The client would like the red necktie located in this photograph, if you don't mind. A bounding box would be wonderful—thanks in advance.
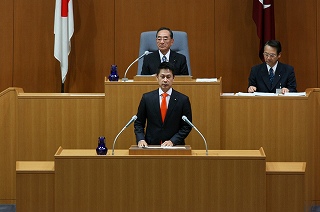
[160,93,168,122]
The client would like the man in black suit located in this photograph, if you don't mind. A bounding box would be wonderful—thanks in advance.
[141,27,189,75]
[134,62,192,147]
[248,40,297,93]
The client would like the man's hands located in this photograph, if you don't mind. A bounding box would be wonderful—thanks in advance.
[248,86,257,93]
[138,140,174,147]
[248,86,290,94]
[138,140,148,148]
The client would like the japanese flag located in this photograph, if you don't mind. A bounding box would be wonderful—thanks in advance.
[54,0,74,83]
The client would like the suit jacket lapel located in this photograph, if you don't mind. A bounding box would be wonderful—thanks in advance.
[169,51,177,63]
[151,90,162,123]
[260,65,271,90]
[272,62,283,90]
[165,90,178,123]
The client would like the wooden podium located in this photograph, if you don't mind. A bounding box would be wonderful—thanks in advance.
[54,146,266,212]
[104,77,222,151]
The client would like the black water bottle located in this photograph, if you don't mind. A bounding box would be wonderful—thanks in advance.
[96,136,108,155]
[108,65,119,81]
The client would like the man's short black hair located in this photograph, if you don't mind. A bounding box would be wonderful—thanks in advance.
[157,62,175,76]
[264,40,282,54]
[156,27,173,39]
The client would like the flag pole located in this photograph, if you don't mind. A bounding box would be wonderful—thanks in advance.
[61,82,65,93]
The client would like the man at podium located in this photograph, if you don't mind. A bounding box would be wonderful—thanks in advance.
[134,62,192,147]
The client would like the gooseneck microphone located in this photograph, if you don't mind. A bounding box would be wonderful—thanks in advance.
[122,51,151,82]
[112,115,137,155]
[182,115,208,155]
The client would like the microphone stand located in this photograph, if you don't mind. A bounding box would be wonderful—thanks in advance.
[182,116,208,155]
[122,51,150,82]
[112,126,126,155]
[112,115,137,155]
[193,126,208,156]
[122,58,139,82]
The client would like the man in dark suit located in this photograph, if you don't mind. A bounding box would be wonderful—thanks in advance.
[141,27,189,75]
[248,40,297,93]
[134,62,192,147]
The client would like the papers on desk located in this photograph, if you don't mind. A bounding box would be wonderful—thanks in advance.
[142,146,187,149]
[235,92,307,97]
[235,92,255,96]
[220,93,235,96]
[196,78,217,82]
[283,92,306,96]
[254,92,278,96]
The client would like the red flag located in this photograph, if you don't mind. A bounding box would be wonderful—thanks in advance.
[252,0,275,61]
[54,0,74,83]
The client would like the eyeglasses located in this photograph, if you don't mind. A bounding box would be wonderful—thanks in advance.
[157,36,170,42]
[263,52,277,58]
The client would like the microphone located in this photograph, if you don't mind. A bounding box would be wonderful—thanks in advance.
[112,115,137,155]
[122,51,151,82]
[182,115,208,155]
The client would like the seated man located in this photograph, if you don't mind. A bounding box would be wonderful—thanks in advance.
[141,27,189,75]
[248,40,297,93]
[134,62,192,147]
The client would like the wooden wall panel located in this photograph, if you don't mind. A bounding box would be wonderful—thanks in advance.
[318,0,320,92]
[0,0,13,92]
[114,0,215,80]
[2,0,319,93]
[13,0,115,93]
[275,0,317,92]
[215,0,260,93]
[13,0,59,92]
[67,0,115,93]
[17,93,105,160]
[215,0,318,93]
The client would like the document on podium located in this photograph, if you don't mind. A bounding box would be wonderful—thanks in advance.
[235,92,256,96]
[283,92,306,96]
[196,78,217,82]
[235,92,306,97]
[142,146,187,149]
[253,92,278,96]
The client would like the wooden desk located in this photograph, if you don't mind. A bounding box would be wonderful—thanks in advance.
[1,86,319,205]
[221,93,312,161]
[0,88,21,203]
[221,88,320,203]
[266,162,306,212]
[16,161,55,212]
[104,78,222,151]
[55,147,266,212]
